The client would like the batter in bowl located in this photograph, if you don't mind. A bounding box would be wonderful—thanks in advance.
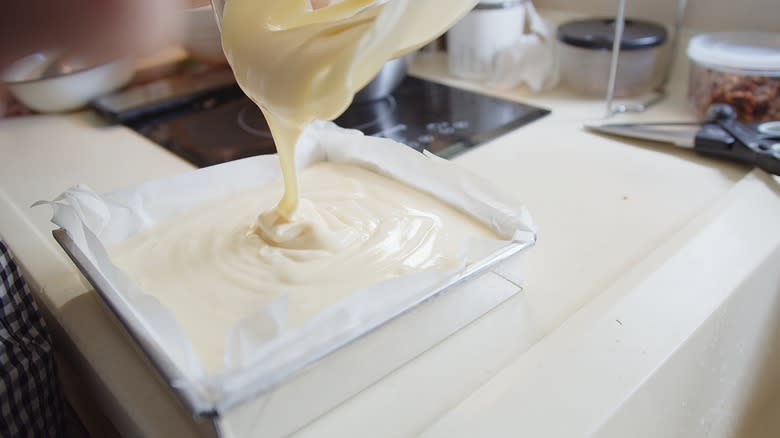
[220,0,477,220]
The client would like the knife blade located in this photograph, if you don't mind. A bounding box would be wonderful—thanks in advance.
[584,122,701,148]
[585,119,780,175]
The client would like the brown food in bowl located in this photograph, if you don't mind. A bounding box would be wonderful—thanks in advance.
[689,67,780,122]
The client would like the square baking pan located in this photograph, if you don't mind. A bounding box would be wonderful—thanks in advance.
[48,122,535,436]
[54,228,532,437]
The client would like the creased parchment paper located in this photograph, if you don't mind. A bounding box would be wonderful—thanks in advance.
[41,121,535,411]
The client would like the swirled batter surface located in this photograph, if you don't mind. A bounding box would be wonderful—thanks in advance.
[109,163,496,371]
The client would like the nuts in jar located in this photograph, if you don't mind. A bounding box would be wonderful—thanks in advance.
[689,65,780,122]
[687,32,780,123]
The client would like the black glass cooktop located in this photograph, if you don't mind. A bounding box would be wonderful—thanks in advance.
[127,76,549,168]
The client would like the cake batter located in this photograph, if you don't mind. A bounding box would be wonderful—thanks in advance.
[109,163,497,371]
[110,0,484,371]
[220,0,477,220]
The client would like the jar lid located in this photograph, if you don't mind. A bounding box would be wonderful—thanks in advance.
[556,18,667,51]
[687,32,780,73]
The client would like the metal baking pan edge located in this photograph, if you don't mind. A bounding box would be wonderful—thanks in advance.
[53,228,534,417]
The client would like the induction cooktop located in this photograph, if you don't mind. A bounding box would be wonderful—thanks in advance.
[111,71,549,168]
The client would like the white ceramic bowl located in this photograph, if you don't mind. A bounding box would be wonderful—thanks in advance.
[2,52,134,113]
[180,6,227,64]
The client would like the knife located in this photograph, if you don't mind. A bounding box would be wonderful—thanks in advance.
[585,119,780,176]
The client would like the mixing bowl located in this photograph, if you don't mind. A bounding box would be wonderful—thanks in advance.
[2,52,134,113]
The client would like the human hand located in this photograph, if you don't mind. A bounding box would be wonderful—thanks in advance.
[1,0,185,70]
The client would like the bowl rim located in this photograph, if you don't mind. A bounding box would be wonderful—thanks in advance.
[2,51,131,86]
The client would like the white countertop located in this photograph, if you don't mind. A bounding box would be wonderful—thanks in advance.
[2,42,780,437]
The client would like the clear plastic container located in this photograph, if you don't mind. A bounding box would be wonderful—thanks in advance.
[556,18,667,97]
[687,32,780,123]
[447,0,527,81]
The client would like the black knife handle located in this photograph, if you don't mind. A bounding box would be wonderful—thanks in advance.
[754,146,780,176]
[694,123,747,161]
[695,122,780,176]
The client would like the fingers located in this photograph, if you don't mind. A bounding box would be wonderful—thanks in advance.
[311,0,332,10]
